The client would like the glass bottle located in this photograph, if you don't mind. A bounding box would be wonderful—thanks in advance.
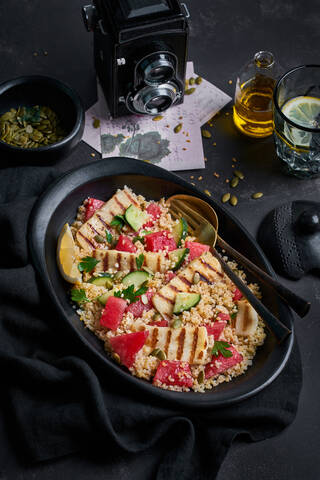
[233,51,281,138]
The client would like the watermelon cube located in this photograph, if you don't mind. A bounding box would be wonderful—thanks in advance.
[100,296,127,330]
[144,231,176,252]
[233,288,243,301]
[115,235,137,253]
[85,198,104,221]
[153,360,193,388]
[149,319,168,327]
[165,271,176,283]
[205,320,227,340]
[125,289,154,318]
[185,241,210,261]
[205,346,243,379]
[143,203,162,227]
[109,331,149,369]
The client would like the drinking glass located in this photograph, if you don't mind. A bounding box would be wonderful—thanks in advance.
[273,65,320,178]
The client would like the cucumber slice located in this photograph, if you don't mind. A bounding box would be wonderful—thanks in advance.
[173,292,201,314]
[98,289,116,306]
[169,248,189,271]
[89,274,114,289]
[172,217,188,246]
[125,204,149,232]
[122,271,149,289]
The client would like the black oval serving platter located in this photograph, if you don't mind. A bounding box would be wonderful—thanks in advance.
[28,158,294,408]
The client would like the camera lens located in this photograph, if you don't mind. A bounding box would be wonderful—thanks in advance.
[129,82,180,115]
[146,95,172,112]
[139,53,175,85]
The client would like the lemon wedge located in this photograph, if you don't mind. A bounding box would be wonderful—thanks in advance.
[57,223,82,283]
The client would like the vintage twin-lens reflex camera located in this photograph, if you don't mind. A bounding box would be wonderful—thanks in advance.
[82,0,190,117]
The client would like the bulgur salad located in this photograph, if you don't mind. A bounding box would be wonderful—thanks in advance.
[57,186,266,393]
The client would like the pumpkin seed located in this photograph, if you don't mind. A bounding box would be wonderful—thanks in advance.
[193,272,200,284]
[230,177,239,188]
[202,129,212,138]
[174,123,183,133]
[234,169,245,180]
[113,353,121,363]
[189,77,195,85]
[150,348,166,360]
[197,370,205,384]
[185,88,195,95]
[222,193,231,203]
[93,118,100,128]
[252,192,263,199]
[172,318,182,329]
[152,115,163,121]
[195,76,202,85]
[185,79,189,89]
[0,105,65,149]
[230,195,238,206]
[152,312,162,322]
[94,234,105,243]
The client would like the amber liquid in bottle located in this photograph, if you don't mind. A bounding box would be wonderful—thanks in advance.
[233,74,275,138]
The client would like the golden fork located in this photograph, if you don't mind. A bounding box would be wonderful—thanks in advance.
[167,195,292,343]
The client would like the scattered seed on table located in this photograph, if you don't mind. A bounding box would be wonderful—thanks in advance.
[204,157,207,162]
[198,176,203,180]
[232,157,237,162]
[195,76,202,85]
[189,77,195,85]
[222,193,231,203]
[202,129,212,138]
[225,179,230,183]
[228,80,233,84]
[213,142,217,146]
[230,195,238,206]
[91,153,95,157]
[230,177,239,188]
[93,118,100,128]
[225,112,230,116]
[174,123,182,133]
[179,116,183,120]
[185,87,195,95]
[182,147,187,150]
[252,192,264,199]
[232,164,235,168]
[204,189,211,196]
[209,122,213,127]
[234,169,244,179]
[190,175,194,179]
[213,172,220,178]
[191,182,195,186]
[186,139,191,143]
[152,115,163,121]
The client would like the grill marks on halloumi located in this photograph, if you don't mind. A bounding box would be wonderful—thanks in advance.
[145,326,208,365]
[92,249,168,273]
[152,251,223,317]
[76,189,140,251]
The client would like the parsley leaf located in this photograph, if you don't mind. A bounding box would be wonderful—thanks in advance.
[105,229,113,244]
[114,282,148,304]
[136,253,144,270]
[133,236,144,244]
[110,214,126,232]
[211,341,233,358]
[78,256,100,273]
[71,288,89,304]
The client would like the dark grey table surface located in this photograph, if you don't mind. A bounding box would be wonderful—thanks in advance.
[1,0,319,478]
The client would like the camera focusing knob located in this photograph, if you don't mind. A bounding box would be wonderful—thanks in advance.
[82,5,97,32]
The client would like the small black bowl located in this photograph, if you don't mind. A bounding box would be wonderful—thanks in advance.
[0,75,85,165]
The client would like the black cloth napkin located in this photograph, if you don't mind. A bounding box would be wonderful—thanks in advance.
[0,163,302,480]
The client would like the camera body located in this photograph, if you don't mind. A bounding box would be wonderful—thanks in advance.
[82,0,189,117]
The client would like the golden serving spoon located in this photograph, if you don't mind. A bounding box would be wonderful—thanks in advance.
[167,194,310,318]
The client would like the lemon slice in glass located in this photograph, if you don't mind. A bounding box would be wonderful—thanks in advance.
[57,223,82,283]
[282,96,320,147]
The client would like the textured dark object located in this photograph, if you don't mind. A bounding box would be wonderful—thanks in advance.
[28,157,294,408]
[258,201,320,280]
[0,75,84,165]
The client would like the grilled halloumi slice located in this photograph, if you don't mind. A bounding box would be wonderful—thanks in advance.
[76,188,140,251]
[145,326,209,365]
[91,249,168,273]
[152,251,223,317]
[235,299,258,335]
